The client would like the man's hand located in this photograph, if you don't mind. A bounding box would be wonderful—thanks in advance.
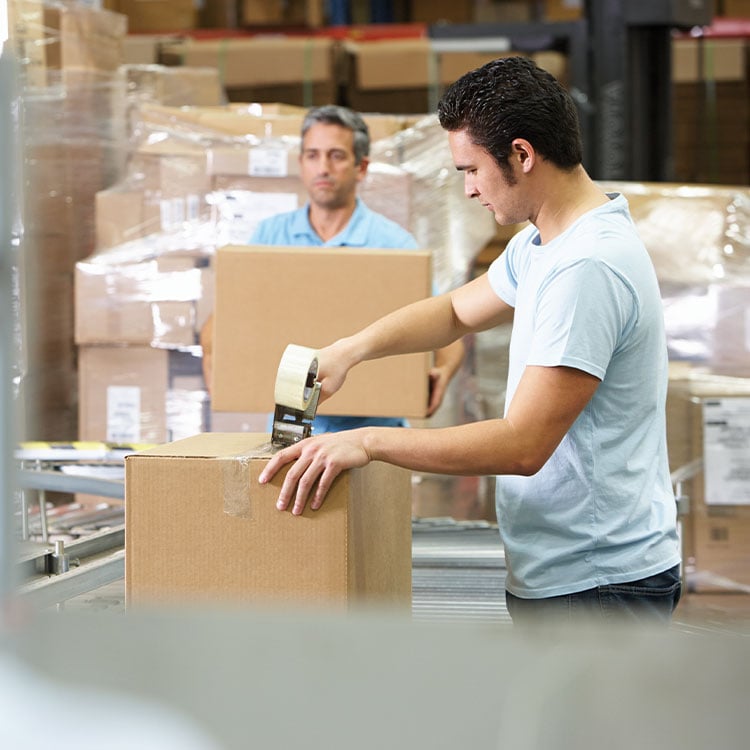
[259,430,372,515]
[426,338,465,416]
[426,364,451,416]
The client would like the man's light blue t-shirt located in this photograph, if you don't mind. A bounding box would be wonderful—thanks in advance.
[487,193,681,598]
[252,198,418,434]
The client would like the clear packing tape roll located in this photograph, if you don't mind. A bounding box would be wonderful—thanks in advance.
[274,344,320,411]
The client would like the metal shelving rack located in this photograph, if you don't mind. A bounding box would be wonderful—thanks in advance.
[428,0,715,182]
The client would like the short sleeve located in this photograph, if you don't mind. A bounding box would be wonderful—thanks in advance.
[529,258,637,379]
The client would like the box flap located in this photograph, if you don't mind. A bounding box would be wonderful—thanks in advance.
[129,431,272,458]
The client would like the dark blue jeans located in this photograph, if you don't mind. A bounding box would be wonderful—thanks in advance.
[505,565,682,626]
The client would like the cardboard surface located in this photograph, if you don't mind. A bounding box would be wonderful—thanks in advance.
[666,368,750,592]
[159,36,334,88]
[211,244,432,416]
[79,345,170,444]
[125,432,412,609]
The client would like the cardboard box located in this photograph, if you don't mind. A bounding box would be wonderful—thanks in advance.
[720,0,750,15]
[240,0,324,26]
[78,344,171,444]
[94,187,161,249]
[474,0,533,23]
[78,343,268,446]
[692,513,750,592]
[211,244,432,416]
[343,41,568,114]
[412,0,474,23]
[124,432,412,609]
[543,0,583,21]
[75,251,207,347]
[123,64,226,108]
[159,36,335,89]
[10,2,128,84]
[114,0,196,33]
[666,369,750,592]
[122,34,163,65]
[672,38,748,83]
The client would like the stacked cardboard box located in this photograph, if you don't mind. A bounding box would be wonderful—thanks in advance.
[599,181,750,376]
[240,0,324,26]
[76,104,494,444]
[667,368,750,593]
[342,40,568,115]
[102,0,196,33]
[158,36,337,106]
[11,1,129,440]
[672,37,750,186]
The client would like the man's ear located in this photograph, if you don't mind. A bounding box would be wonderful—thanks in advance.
[511,139,535,174]
[356,156,370,180]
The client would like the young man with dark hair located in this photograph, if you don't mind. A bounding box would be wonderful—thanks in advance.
[260,58,681,626]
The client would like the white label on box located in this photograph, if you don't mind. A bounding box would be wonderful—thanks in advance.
[106,386,141,443]
[703,397,750,505]
[186,193,202,222]
[211,190,298,243]
[249,148,288,177]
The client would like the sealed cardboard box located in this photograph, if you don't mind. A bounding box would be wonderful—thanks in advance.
[159,36,334,90]
[667,368,750,592]
[114,0,196,33]
[79,344,171,444]
[210,244,432,416]
[10,1,127,86]
[75,251,205,347]
[125,432,412,609]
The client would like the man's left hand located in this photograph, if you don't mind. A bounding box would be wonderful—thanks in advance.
[259,431,371,515]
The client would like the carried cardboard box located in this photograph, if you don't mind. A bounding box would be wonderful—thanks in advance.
[125,432,412,610]
[210,244,432,417]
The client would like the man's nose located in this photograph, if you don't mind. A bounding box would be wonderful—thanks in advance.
[464,174,479,198]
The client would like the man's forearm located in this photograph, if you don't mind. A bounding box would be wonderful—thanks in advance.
[434,338,465,379]
[338,294,465,366]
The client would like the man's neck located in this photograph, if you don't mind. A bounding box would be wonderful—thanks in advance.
[531,167,610,245]
[308,201,357,242]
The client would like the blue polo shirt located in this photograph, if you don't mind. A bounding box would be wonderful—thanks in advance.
[252,198,418,250]
[251,199,419,434]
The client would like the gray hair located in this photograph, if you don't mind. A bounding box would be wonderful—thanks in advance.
[301,105,370,165]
